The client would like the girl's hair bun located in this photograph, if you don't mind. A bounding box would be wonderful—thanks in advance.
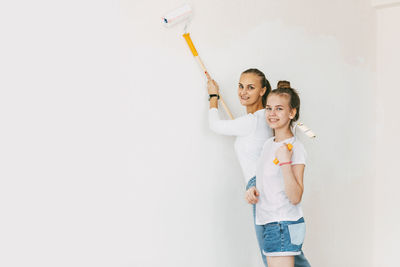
[277,80,291,89]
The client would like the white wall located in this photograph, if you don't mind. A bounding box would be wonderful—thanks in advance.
[373,1,400,266]
[0,1,378,266]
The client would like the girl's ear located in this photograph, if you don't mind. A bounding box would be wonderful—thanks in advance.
[289,108,297,119]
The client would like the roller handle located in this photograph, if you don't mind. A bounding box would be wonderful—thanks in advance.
[218,98,233,120]
[183,33,234,120]
[273,143,293,165]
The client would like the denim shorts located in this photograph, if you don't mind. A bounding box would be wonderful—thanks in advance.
[246,177,310,266]
[262,217,306,256]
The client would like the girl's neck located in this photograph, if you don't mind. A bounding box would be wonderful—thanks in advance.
[246,101,264,114]
[274,126,294,142]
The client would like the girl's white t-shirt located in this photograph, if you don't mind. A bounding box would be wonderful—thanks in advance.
[255,136,307,225]
[208,108,273,184]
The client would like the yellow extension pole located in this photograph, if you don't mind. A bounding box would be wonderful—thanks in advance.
[182,33,234,120]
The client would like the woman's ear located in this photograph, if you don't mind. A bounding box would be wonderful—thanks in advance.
[260,86,267,96]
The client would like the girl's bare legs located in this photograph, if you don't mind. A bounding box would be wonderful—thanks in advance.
[267,256,294,267]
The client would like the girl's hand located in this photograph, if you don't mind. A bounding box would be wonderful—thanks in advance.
[275,143,293,163]
[245,186,259,204]
[207,79,219,95]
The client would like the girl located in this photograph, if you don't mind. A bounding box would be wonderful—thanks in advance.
[252,81,307,267]
[207,72,310,267]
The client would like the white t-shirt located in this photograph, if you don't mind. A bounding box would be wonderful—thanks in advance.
[255,136,306,225]
[208,108,273,184]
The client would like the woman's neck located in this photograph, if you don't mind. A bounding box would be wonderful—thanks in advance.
[246,102,264,114]
[274,126,294,142]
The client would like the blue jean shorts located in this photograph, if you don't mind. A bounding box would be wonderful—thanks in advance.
[262,217,306,257]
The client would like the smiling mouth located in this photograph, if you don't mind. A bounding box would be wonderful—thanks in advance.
[241,96,249,100]
[268,118,279,123]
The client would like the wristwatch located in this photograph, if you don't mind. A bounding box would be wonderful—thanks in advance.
[209,94,220,101]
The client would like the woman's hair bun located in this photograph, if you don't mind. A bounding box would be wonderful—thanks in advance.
[277,80,291,89]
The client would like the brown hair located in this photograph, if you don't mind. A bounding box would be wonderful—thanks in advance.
[242,68,271,107]
[269,80,301,125]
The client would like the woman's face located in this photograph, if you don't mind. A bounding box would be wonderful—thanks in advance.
[238,73,266,106]
[265,93,296,130]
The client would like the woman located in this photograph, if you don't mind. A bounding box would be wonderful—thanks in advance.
[207,69,311,267]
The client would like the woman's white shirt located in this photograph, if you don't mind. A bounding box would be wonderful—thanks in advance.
[255,136,307,225]
[208,108,273,184]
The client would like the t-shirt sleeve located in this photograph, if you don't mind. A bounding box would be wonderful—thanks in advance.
[208,108,256,136]
[291,142,307,165]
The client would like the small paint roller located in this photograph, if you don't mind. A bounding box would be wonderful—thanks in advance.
[162,4,234,120]
[295,122,316,138]
[273,122,316,164]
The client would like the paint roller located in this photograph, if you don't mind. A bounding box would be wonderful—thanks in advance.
[295,122,316,138]
[162,4,234,120]
[272,122,316,165]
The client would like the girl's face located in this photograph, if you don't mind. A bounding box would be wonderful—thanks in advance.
[238,73,266,106]
[265,93,296,130]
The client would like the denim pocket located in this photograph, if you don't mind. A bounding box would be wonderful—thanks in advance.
[288,222,306,246]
